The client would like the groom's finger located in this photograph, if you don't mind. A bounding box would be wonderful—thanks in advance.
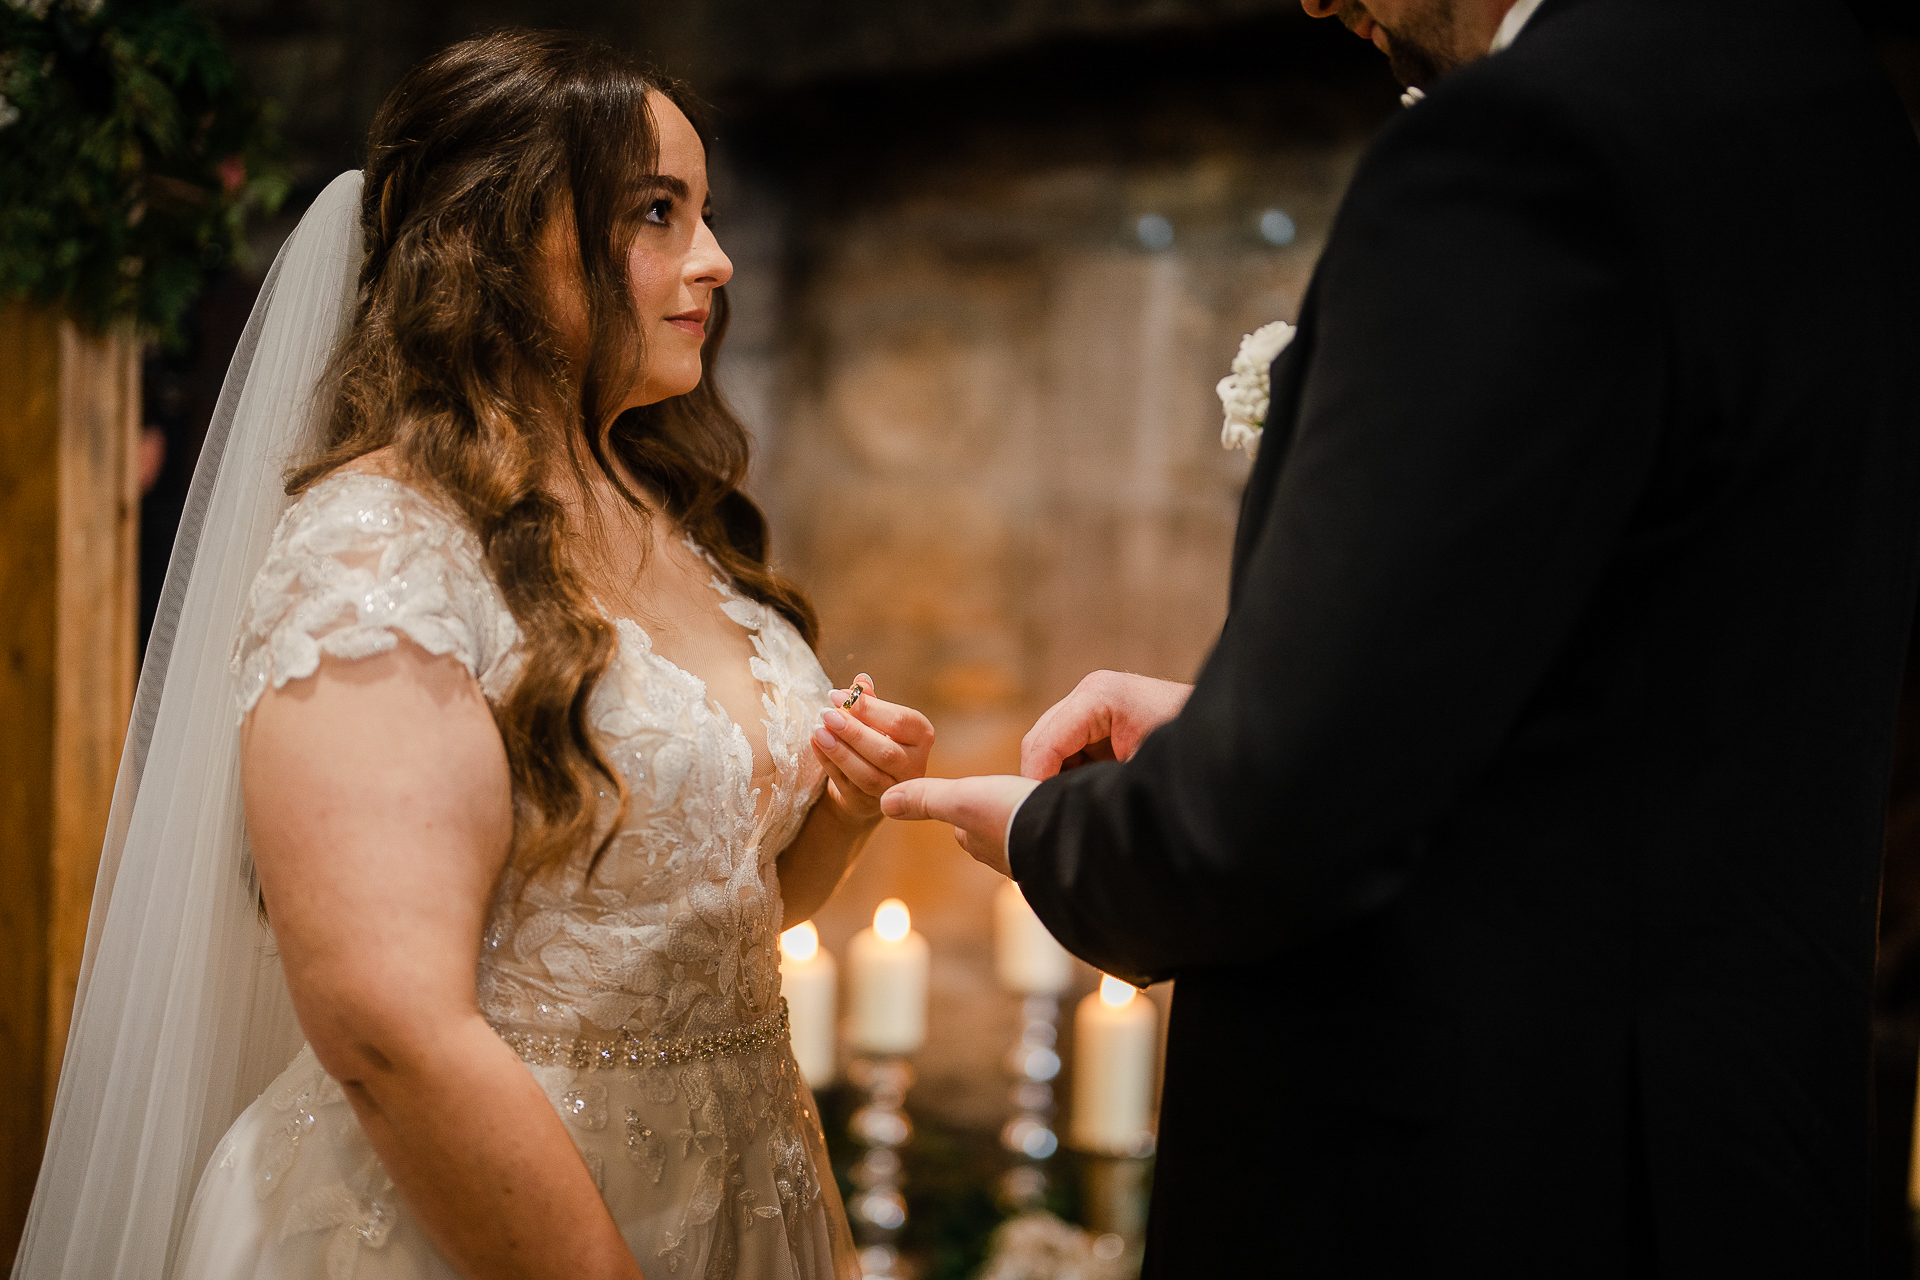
[1021,691,1105,780]
[885,776,1036,877]
[882,774,1038,829]
[881,775,1014,831]
[1061,740,1118,771]
[880,776,963,823]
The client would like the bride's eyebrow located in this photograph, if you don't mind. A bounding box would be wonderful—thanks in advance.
[638,176,692,201]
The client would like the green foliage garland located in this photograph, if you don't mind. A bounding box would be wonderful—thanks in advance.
[0,0,289,345]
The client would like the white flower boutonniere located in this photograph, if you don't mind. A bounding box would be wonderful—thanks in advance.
[1215,320,1296,460]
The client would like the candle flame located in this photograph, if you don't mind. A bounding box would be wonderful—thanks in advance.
[1099,974,1137,1008]
[780,921,819,963]
[874,898,911,943]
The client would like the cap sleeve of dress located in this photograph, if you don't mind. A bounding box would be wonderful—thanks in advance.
[230,471,524,717]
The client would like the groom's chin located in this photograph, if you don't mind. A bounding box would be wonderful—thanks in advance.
[1385,35,1452,93]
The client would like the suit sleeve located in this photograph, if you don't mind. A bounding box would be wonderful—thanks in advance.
[1010,83,1667,985]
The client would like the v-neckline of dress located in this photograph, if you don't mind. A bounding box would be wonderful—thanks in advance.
[596,537,768,728]
[595,544,795,840]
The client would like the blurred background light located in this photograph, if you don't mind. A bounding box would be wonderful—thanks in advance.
[1258,207,1298,247]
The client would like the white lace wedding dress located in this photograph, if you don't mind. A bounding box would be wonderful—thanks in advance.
[173,471,860,1280]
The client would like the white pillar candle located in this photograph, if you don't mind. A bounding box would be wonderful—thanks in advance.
[848,898,929,1056]
[780,922,838,1088]
[994,880,1074,996]
[1070,974,1159,1155]
[1909,1064,1920,1213]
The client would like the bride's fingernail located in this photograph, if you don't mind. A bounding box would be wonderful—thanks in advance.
[823,709,847,731]
[812,727,835,748]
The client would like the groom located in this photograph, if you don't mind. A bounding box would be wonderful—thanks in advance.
[884,0,1920,1273]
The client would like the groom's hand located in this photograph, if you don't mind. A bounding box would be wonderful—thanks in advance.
[1020,670,1194,780]
[881,775,1039,877]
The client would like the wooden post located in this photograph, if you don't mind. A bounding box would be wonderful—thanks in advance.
[0,303,140,1262]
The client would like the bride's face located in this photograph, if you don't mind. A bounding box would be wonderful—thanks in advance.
[622,93,732,409]
[542,92,733,413]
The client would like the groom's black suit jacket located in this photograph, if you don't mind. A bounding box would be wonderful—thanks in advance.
[1009,0,1920,1273]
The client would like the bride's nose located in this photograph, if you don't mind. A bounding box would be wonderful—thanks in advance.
[688,219,733,290]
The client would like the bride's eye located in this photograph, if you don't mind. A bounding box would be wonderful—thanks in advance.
[644,197,673,226]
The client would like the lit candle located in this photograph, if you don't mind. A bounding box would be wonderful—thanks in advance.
[1909,1066,1920,1214]
[1069,975,1158,1155]
[994,880,1073,996]
[780,922,837,1088]
[848,898,929,1056]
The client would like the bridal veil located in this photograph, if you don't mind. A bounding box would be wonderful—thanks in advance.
[14,171,365,1280]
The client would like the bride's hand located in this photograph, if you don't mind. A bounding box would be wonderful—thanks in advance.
[811,673,935,823]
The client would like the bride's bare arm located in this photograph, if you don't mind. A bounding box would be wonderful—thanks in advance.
[777,675,934,926]
[242,642,646,1280]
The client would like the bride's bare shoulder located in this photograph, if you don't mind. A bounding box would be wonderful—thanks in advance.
[296,446,466,532]
[306,446,443,507]
[328,444,409,482]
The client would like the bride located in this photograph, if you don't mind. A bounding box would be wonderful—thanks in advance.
[15,29,931,1280]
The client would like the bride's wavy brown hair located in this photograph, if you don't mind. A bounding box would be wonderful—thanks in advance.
[290,29,818,873]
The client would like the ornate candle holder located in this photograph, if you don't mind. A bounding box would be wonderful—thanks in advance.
[997,995,1064,1210]
[1077,1146,1153,1268]
[847,1055,914,1279]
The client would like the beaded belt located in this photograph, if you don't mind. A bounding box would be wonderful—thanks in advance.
[496,999,790,1071]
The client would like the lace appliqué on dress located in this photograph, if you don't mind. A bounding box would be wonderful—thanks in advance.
[230,471,523,717]
[249,1048,400,1280]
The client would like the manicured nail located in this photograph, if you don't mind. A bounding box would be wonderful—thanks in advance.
[823,709,847,732]
[812,727,835,749]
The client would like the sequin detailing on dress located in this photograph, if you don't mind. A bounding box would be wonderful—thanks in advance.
[501,1001,792,1070]
[231,473,522,715]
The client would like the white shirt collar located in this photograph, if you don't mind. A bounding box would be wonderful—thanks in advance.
[1403,0,1549,105]
[1490,0,1548,53]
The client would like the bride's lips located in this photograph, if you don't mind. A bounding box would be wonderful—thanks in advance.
[666,309,708,340]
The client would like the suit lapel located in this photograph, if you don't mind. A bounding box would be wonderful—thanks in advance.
[1229,279,1319,609]
[1224,0,1584,613]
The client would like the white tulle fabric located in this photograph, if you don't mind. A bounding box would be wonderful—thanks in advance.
[13,172,365,1280]
[175,472,855,1279]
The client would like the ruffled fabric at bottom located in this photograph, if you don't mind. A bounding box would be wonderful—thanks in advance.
[175,1043,859,1280]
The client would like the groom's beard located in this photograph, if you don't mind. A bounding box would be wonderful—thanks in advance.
[1343,0,1472,92]
[1384,26,1453,91]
